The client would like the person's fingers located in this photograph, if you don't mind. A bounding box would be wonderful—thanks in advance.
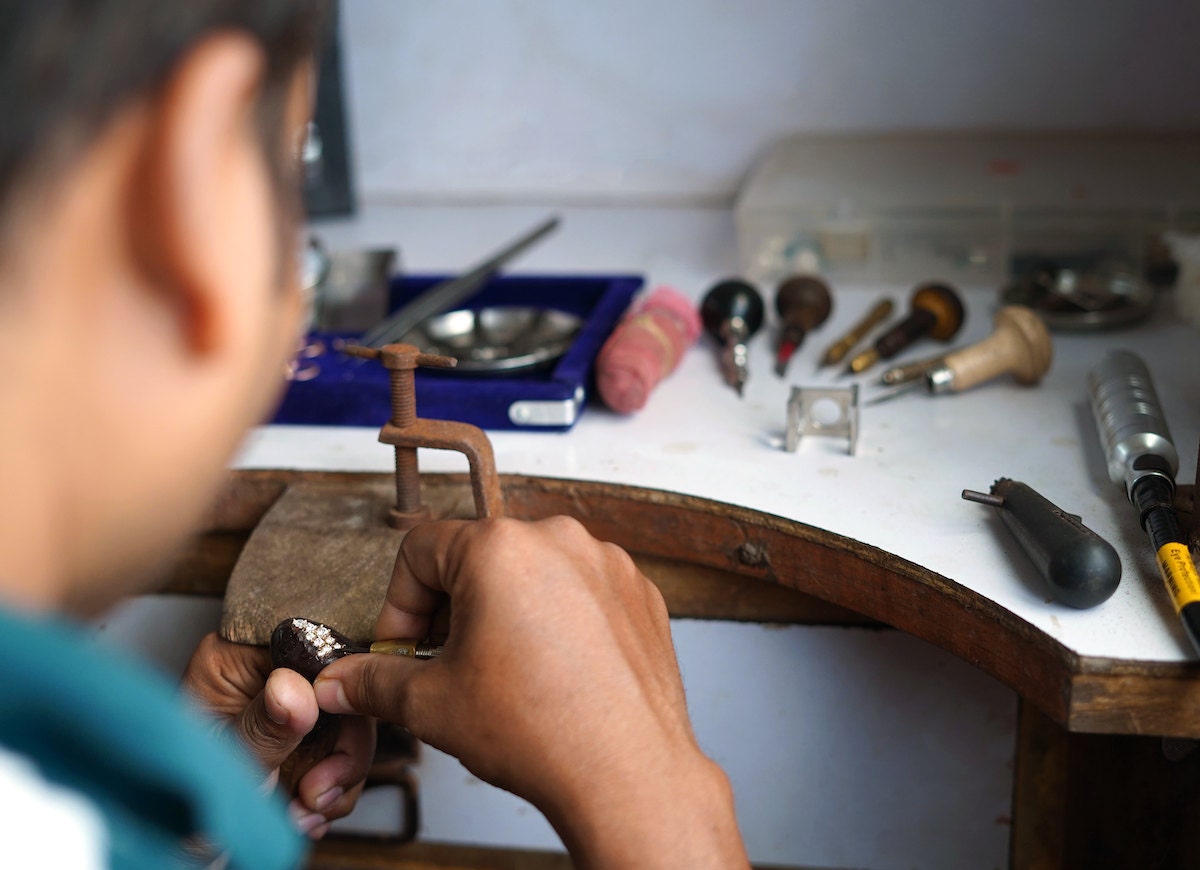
[181,632,271,716]
[288,799,329,840]
[232,667,319,772]
[375,527,451,640]
[313,651,437,736]
[378,517,573,639]
[295,715,376,821]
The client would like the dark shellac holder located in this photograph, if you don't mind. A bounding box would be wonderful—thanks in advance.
[269,617,365,682]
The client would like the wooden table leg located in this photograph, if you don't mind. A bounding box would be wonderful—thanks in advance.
[1011,699,1200,868]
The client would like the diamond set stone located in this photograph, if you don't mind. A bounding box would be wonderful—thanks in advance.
[292,617,346,659]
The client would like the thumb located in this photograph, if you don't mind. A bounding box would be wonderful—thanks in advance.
[314,653,434,732]
[234,668,320,772]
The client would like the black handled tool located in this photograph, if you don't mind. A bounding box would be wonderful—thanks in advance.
[700,278,765,397]
[962,479,1121,608]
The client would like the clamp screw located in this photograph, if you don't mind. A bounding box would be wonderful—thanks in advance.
[340,343,456,528]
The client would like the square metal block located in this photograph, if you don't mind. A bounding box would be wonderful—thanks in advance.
[785,385,859,455]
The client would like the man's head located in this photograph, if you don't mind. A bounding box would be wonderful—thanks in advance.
[0,1,330,614]
[0,2,329,251]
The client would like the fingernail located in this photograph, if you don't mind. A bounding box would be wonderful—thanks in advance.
[314,786,344,812]
[259,769,280,795]
[287,798,306,824]
[294,812,327,835]
[309,821,332,840]
[314,677,351,714]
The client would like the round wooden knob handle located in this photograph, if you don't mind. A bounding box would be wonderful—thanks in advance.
[940,306,1052,392]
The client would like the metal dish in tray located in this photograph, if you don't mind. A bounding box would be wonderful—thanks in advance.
[1001,262,1155,331]
[399,305,583,373]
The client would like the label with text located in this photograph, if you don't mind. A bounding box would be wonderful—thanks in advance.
[1157,542,1200,613]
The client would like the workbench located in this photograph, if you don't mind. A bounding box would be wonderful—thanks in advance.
[177,205,1200,868]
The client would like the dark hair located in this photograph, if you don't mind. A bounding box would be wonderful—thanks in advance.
[0,1,331,219]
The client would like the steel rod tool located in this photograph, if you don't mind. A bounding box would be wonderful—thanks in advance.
[359,215,560,348]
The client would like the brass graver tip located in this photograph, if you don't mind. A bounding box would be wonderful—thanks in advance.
[845,347,881,375]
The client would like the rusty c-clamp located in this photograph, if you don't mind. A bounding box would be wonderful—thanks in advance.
[341,343,504,528]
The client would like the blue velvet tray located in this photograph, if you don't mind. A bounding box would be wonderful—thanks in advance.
[273,273,643,431]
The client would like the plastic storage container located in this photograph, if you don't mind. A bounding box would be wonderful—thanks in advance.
[735,132,1200,287]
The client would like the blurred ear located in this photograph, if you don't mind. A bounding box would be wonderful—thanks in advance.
[128,33,268,356]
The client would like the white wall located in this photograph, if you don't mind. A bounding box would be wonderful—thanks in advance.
[339,0,1200,205]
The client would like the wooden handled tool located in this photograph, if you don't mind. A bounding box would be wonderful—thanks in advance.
[773,275,832,377]
[928,305,1052,393]
[818,296,893,369]
[866,306,1051,404]
[844,282,964,375]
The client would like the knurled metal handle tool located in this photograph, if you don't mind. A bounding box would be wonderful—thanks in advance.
[1087,349,1200,653]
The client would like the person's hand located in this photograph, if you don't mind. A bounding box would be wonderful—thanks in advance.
[181,633,375,839]
[312,516,748,868]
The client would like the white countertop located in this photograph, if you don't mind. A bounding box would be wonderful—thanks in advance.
[237,204,1200,664]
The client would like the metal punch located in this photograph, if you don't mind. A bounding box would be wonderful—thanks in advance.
[785,385,859,455]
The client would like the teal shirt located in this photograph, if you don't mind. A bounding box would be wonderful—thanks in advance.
[0,606,306,869]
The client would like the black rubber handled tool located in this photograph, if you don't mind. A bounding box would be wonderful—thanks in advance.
[700,279,765,397]
[962,478,1121,609]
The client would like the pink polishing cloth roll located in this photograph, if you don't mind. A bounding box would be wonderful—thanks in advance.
[595,285,702,414]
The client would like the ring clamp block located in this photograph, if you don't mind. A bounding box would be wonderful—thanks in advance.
[785,385,859,456]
